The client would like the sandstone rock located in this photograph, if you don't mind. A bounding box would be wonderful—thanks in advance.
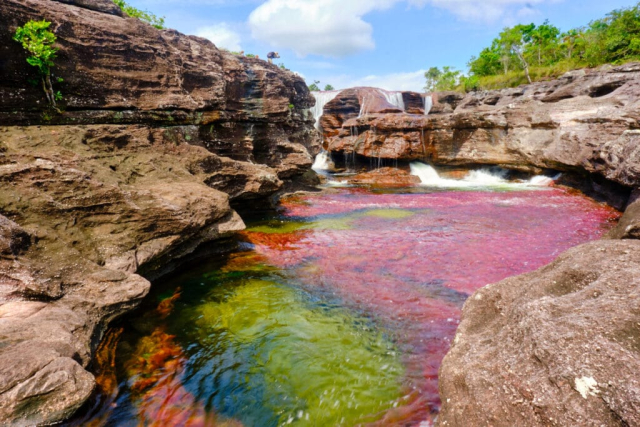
[348,167,421,187]
[321,64,640,189]
[52,0,124,16]
[608,190,640,239]
[438,240,640,427]
[0,0,323,423]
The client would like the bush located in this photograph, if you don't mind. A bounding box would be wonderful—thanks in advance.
[13,20,61,109]
[112,0,165,29]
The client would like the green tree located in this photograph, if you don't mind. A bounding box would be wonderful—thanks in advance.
[468,44,502,76]
[424,66,461,91]
[13,20,61,110]
[112,0,165,29]
[309,80,321,91]
[525,20,561,65]
[499,24,534,83]
[324,84,335,91]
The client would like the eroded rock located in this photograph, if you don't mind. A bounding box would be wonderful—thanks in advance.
[437,240,640,427]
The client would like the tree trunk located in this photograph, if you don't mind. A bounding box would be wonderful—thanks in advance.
[515,49,532,84]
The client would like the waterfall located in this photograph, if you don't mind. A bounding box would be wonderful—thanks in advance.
[423,94,433,115]
[311,91,340,131]
[410,162,559,188]
[378,89,405,112]
[312,150,335,173]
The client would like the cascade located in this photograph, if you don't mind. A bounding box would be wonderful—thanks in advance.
[423,94,433,115]
[312,150,335,172]
[378,89,405,112]
[409,162,559,188]
[311,90,340,130]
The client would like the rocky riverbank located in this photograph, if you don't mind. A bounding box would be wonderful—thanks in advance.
[1,0,639,425]
[0,0,319,424]
[314,65,640,426]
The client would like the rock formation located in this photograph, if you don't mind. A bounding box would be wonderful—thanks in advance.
[320,65,640,194]
[0,0,319,424]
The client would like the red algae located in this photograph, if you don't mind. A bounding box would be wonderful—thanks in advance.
[243,187,619,420]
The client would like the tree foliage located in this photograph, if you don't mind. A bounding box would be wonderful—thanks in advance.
[13,20,62,109]
[309,80,321,91]
[324,84,334,91]
[112,0,165,29]
[424,66,461,92]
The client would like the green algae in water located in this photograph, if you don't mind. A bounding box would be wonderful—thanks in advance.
[362,209,415,219]
[185,278,404,426]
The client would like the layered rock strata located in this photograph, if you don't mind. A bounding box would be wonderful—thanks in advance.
[0,0,319,424]
[321,66,640,192]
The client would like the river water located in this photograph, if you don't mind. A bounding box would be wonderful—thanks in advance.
[77,184,619,427]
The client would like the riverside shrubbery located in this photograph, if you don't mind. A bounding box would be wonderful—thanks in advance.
[427,2,640,92]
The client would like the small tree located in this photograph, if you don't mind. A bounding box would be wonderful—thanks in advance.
[499,25,533,83]
[309,80,321,91]
[324,84,334,91]
[424,66,461,91]
[13,20,62,110]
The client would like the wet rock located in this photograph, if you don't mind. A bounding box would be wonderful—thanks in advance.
[438,240,640,427]
[348,167,421,187]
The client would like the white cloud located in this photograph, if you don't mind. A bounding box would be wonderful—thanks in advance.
[249,0,557,57]
[322,70,428,92]
[248,0,398,58]
[196,23,242,51]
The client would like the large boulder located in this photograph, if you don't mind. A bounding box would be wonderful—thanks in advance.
[437,240,640,427]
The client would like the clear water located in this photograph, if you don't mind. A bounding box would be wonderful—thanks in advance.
[77,186,619,427]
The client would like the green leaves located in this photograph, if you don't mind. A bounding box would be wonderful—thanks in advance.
[14,20,62,108]
[424,66,461,92]
[112,0,165,29]
[13,20,58,74]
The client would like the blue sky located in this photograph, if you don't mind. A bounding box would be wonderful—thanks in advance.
[127,0,636,92]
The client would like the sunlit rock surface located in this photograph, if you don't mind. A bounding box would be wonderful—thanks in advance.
[0,0,319,423]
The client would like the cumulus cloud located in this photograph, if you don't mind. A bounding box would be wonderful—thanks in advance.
[249,0,555,57]
[196,23,242,51]
[249,0,400,57]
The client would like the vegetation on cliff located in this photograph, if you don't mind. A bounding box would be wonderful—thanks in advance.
[13,20,62,110]
[112,0,165,29]
[427,2,640,91]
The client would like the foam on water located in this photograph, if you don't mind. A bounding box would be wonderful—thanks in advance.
[410,162,558,188]
[312,150,335,173]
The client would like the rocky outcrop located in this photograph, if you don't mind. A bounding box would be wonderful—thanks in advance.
[437,240,640,427]
[320,65,640,191]
[0,0,319,424]
[425,66,640,426]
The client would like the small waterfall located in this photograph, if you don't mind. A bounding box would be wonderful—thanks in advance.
[423,94,433,115]
[311,91,341,130]
[378,89,405,112]
[410,162,559,188]
[312,150,335,173]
